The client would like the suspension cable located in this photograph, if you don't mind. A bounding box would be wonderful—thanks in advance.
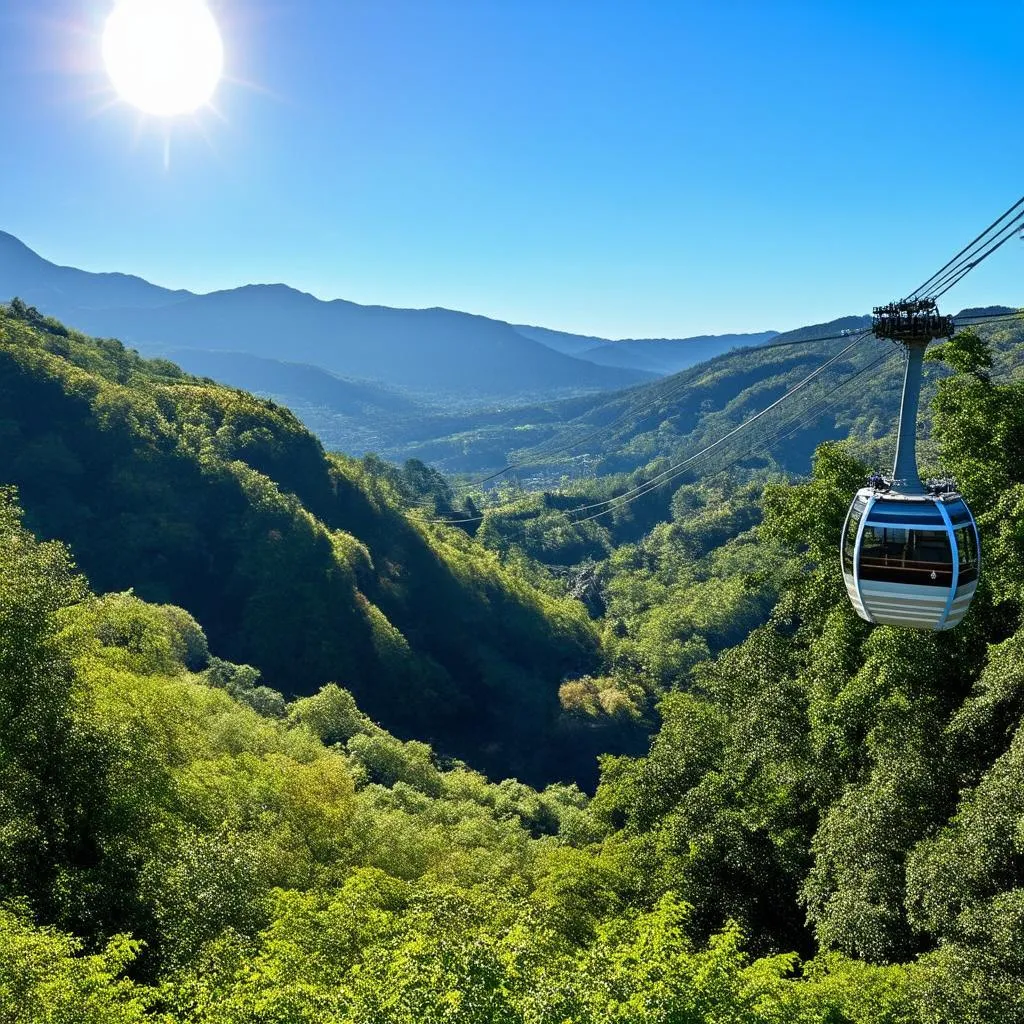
[568,335,878,523]
[932,219,1024,298]
[561,332,871,522]
[410,201,1024,528]
[906,193,1024,300]
[405,324,870,512]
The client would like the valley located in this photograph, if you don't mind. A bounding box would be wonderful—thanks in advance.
[2,296,1024,1021]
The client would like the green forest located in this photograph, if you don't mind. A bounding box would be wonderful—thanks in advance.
[2,299,1024,1022]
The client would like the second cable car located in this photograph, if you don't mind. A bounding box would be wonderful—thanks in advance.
[840,301,980,630]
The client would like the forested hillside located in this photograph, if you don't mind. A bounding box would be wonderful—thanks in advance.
[280,318,872,468]
[371,312,1024,477]
[3,313,1024,1021]
[0,486,928,1022]
[0,301,623,785]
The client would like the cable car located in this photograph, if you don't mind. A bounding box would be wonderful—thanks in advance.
[841,300,979,630]
[842,483,979,630]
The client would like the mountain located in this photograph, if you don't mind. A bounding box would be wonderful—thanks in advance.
[575,332,780,373]
[0,228,189,310]
[0,230,654,404]
[165,347,422,415]
[512,324,616,356]
[0,230,800,451]
[344,316,873,472]
[161,347,429,453]
[515,322,782,374]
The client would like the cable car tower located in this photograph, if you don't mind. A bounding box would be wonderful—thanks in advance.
[840,298,980,630]
[871,299,954,493]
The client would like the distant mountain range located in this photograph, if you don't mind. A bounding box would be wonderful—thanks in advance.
[0,230,780,410]
[513,324,780,374]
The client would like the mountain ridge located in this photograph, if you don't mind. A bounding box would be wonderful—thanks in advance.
[0,230,655,402]
[1,230,794,406]
[513,321,782,374]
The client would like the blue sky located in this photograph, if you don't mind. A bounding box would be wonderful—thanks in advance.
[2,0,1023,338]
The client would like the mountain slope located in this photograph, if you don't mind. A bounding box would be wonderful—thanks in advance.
[0,229,189,310]
[575,332,780,373]
[161,347,433,454]
[357,317,875,472]
[0,302,616,784]
[69,286,657,398]
[163,348,422,417]
[375,313,1024,479]
[513,323,618,356]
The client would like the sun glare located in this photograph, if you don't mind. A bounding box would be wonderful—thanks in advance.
[102,0,223,117]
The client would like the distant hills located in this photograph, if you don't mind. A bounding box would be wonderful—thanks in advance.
[366,316,878,473]
[163,347,418,413]
[20,229,1012,482]
[0,230,781,411]
[513,324,780,374]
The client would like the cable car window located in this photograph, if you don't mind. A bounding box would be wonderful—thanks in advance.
[842,507,862,574]
[955,525,979,584]
[858,526,952,587]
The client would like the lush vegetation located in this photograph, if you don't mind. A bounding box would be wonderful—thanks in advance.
[3,301,1024,1021]
[0,303,611,785]
[0,479,983,1023]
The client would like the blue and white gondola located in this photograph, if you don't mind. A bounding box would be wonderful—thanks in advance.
[841,487,979,630]
[840,304,980,630]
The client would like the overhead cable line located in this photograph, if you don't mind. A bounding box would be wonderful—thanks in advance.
[411,331,875,526]
[645,350,895,484]
[905,195,1024,302]
[755,351,900,456]
[905,194,1024,300]
[486,326,864,472]
[932,220,1024,299]
[563,332,872,523]
[480,313,1013,499]
[406,324,872,514]
[952,310,1024,328]
[669,349,902,490]
[496,327,869,470]
[750,326,869,352]
[404,370,707,513]
[746,351,897,455]
[569,336,879,524]
[413,198,1023,530]
[409,303,1019,526]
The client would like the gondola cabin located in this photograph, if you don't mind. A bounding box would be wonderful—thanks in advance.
[842,299,980,629]
[841,486,979,630]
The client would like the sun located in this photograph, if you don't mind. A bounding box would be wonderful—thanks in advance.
[102,0,224,117]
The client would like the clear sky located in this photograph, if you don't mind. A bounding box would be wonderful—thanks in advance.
[1,0,1023,338]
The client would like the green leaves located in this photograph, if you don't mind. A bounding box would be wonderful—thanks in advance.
[926,329,994,380]
[0,908,150,1024]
